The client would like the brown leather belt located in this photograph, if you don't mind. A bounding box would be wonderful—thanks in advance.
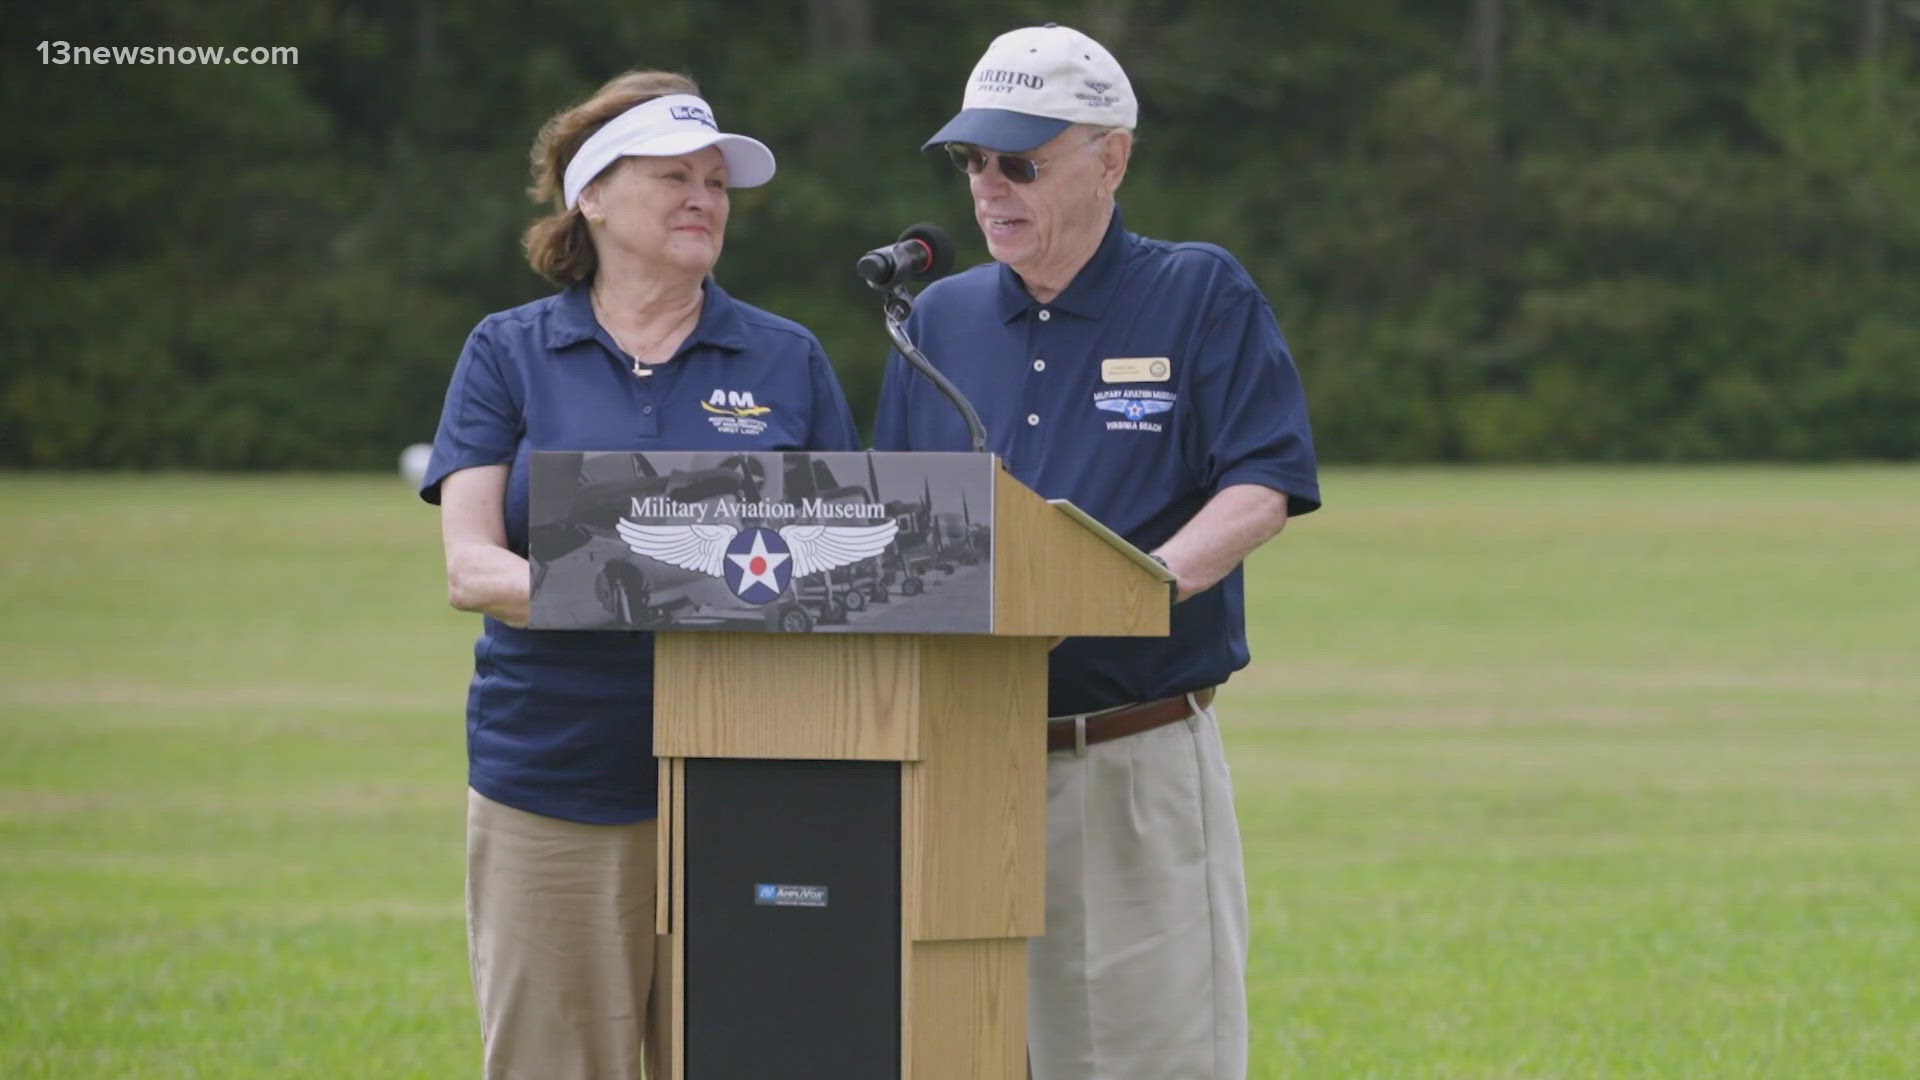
[1047,688,1216,753]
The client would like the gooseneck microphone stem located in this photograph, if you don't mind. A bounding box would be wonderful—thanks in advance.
[883,286,989,455]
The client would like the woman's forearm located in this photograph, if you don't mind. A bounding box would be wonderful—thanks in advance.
[447,541,531,627]
[441,465,530,627]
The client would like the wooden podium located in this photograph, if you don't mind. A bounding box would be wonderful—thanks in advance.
[644,461,1169,1079]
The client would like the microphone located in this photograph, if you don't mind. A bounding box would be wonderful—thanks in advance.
[856,223,954,290]
[859,223,989,454]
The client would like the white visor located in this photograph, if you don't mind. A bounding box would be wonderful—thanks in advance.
[562,94,776,208]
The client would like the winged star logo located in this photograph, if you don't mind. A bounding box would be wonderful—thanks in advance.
[614,519,899,605]
[1096,397,1175,421]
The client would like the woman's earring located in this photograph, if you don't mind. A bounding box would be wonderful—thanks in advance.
[586,213,605,226]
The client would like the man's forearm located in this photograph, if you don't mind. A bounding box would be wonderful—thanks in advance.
[1151,483,1291,602]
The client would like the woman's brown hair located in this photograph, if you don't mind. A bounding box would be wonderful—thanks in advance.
[523,70,701,286]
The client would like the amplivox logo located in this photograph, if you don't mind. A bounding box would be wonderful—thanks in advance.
[755,883,829,908]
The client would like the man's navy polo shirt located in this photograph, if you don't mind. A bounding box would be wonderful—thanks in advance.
[871,210,1320,716]
[422,279,860,824]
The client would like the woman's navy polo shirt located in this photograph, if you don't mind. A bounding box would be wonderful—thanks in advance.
[422,279,860,824]
[871,210,1320,717]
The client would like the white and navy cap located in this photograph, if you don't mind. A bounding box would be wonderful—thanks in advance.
[563,93,775,208]
[922,24,1137,153]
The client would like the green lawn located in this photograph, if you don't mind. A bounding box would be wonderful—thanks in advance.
[3,469,1917,1077]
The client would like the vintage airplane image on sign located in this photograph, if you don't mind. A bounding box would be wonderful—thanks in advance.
[528,451,995,633]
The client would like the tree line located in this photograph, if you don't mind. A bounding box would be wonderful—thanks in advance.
[5,0,1916,467]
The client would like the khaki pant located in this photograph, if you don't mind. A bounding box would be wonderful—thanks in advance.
[1029,701,1249,1080]
[466,788,667,1079]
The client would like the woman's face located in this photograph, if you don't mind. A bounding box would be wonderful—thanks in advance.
[584,146,730,278]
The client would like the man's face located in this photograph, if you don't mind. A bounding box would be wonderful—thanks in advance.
[966,127,1122,282]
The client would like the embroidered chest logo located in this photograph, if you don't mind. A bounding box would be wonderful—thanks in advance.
[702,389,772,435]
[1092,388,1176,432]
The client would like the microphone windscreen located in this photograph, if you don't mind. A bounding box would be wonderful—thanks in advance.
[899,222,954,280]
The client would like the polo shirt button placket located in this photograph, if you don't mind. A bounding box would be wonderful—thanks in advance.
[1020,309,1047,442]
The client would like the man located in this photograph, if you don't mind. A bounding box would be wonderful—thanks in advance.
[870,23,1321,1080]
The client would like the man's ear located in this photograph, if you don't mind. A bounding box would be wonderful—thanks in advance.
[1100,129,1133,198]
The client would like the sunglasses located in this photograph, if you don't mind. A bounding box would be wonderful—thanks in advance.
[945,144,1052,184]
[944,132,1110,184]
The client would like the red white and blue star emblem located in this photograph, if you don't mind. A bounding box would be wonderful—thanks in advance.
[722,528,793,603]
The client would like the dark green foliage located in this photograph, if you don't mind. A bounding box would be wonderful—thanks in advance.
[5,0,1916,466]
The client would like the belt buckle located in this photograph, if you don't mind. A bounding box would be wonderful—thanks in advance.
[1074,715,1088,756]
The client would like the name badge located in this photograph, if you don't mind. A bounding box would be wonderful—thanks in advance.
[1101,357,1171,383]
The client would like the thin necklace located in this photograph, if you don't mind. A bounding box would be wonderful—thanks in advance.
[592,287,700,378]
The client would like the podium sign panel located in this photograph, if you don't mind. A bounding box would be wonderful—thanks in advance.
[528,450,994,634]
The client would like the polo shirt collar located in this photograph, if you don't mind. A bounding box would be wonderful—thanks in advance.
[993,206,1134,323]
[546,282,600,348]
[546,277,751,355]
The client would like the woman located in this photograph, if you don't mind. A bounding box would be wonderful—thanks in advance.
[419,71,859,1078]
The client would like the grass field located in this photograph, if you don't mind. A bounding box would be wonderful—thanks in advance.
[2,468,1916,1078]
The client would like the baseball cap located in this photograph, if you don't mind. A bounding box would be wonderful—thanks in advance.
[563,94,776,208]
[922,24,1137,153]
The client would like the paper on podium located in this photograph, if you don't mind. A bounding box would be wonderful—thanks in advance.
[1044,499,1176,583]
